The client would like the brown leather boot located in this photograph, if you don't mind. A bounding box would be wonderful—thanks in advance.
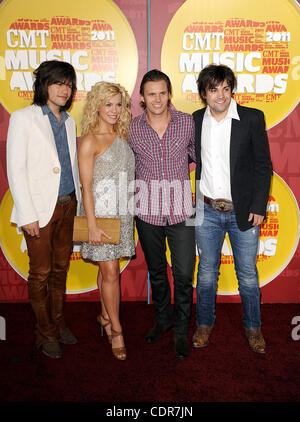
[192,326,213,348]
[245,329,266,354]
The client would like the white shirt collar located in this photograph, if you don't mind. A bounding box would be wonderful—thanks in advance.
[204,98,240,122]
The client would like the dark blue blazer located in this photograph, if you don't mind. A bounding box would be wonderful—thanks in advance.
[192,103,273,231]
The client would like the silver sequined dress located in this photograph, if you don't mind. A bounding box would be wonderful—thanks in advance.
[80,136,135,262]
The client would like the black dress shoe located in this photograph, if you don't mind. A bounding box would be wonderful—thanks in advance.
[145,322,173,343]
[174,336,190,360]
[42,341,62,359]
[59,327,78,344]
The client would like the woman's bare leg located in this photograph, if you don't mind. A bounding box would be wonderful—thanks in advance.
[96,266,111,338]
[99,259,125,356]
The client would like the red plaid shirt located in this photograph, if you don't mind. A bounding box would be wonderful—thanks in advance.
[129,109,195,226]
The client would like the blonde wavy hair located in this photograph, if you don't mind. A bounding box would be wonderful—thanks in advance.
[81,81,131,140]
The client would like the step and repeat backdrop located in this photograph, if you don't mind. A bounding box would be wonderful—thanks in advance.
[0,0,299,303]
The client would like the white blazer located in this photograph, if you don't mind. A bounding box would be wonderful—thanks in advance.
[6,104,81,228]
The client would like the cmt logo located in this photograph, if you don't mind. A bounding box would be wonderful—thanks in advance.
[0,316,5,340]
[291,316,300,341]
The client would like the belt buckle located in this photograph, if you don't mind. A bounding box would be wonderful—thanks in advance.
[57,195,71,205]
[211,198,233,213]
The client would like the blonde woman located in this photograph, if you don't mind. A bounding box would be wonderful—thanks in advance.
[78,82,135,360]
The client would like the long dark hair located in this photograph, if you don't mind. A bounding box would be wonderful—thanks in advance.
[32,60,77,111]
[197,64,236,104]
[139,69,172,109]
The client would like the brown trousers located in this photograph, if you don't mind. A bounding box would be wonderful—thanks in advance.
[24,196,77,347]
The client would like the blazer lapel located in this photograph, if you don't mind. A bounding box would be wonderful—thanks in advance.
[193,108,206,200]
[32,106,58,158]
[194,108,205,162]
[229,117,242,180]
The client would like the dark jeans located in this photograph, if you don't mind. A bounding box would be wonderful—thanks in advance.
[24,196,77,347]
[136,217,195,337]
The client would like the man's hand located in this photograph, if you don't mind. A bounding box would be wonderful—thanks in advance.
[22,221,40,237]
[248,213,264,227]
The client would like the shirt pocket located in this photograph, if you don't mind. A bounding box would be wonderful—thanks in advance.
[169,137,186,160]
[134,142,155,161]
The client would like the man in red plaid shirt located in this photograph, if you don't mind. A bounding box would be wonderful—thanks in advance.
[129,69,196,360]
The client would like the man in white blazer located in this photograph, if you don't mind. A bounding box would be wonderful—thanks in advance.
[7,60,81,359]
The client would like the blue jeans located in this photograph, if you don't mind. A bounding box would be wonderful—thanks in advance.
[195,201,261,330]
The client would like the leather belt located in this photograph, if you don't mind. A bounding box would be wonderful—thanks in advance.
[203,195,234,213]
[57,190,75,205]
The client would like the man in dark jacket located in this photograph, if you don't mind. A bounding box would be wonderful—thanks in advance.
[192,64,272,354]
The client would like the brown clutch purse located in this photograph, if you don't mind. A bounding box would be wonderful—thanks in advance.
[73,216,121,244]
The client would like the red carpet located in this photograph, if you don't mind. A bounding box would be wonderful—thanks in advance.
[0,302,299,412]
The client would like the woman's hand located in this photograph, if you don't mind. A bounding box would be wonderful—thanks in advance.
[88,225,111,246]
